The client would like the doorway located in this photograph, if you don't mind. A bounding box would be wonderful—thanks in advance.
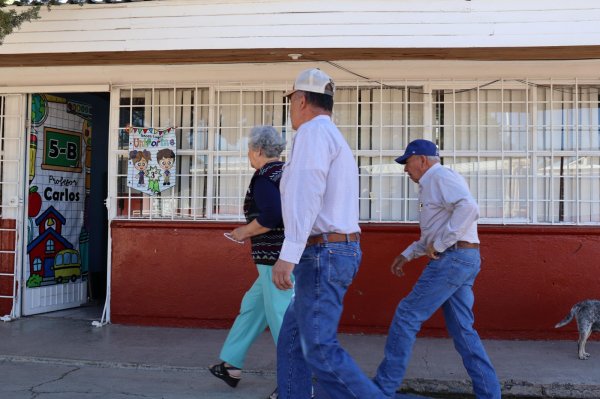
[22,92,109,316]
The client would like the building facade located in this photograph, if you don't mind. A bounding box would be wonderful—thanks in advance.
[1,0,599,339]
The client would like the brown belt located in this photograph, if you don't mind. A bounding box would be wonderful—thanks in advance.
[307,232,360,247]
[454,241,479,249]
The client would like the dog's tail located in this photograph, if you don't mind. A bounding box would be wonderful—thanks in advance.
[555,303,581,328]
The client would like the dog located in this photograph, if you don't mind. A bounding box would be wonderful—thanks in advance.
[555,299,600,360]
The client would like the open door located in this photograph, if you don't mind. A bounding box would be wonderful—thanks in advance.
[22,94,91,315]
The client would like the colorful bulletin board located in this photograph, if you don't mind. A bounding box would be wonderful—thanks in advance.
[127,127,176,196]
[25,94,91,288]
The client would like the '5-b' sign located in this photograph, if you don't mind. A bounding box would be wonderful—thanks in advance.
[41,127,82,173]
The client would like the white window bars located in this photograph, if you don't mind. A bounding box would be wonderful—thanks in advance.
[110,79,600,225]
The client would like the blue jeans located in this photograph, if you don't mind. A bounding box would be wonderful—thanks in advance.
[277,241,386,399]
[374,248,501,399]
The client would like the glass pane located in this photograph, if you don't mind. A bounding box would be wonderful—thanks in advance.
[535,156,579,223]
[443,156,480,200]
[153,105,175,128]
[579,156,600,222]
[337,125,356,150]
[534,127,575,151]
[358,156,415,221]
[434,89,529,152]
[535,86,576,150]
[195,108,210,150]
[578,86,600,151]
[216,127,244,151]
[502,158,530,219]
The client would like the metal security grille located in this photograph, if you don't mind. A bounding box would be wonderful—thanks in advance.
[0,94,26,319]
[109,79,600,225]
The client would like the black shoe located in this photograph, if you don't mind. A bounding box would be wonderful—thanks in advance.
[209,362,241,388]
[267,387,278,399]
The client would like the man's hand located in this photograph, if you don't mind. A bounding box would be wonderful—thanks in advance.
[272,259,295,290]
[390,254,408,277]
[425,243,440,260]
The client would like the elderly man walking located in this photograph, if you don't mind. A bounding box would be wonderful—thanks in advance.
[272,68,386,399]
[374,139,502,399]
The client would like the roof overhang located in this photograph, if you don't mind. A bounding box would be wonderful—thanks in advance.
[3,45,600,67]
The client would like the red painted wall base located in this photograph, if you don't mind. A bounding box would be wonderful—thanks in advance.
[0,219,16,317]
[110,221,600,340]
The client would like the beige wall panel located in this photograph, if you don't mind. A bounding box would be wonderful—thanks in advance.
[3,60,600,89]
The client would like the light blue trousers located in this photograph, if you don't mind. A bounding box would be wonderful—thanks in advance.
[220,264,294,369]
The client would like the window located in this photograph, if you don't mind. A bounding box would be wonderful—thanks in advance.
[115,86,287,220]
[33,258,42,272]
[45,239,54,253]
[112,80,600,225]
[434,81,600,223]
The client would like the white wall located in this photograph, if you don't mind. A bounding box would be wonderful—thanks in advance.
[2,0,600,55]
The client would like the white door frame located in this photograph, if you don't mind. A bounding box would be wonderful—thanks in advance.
[0,94,27,320]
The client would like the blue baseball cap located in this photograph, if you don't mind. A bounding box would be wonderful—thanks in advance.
[395,139,439,164]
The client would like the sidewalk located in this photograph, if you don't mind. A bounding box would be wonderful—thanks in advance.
[1,304,599,399]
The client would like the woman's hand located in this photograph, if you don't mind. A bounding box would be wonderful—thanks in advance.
[230,226,247,242]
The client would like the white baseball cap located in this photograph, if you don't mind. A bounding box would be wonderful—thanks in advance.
[284,68,335,97]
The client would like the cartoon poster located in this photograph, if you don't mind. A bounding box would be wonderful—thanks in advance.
[26,94,91,288]
[127,127,176,195]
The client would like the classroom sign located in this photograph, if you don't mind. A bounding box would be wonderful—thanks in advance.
[127,127,176,195]
[25,94,91,288]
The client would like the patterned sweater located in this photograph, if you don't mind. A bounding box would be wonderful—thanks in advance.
[243,161,285,266]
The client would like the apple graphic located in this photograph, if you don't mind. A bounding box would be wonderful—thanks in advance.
[28,186,42,217]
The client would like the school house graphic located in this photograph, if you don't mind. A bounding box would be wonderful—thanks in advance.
[26,206,81,287]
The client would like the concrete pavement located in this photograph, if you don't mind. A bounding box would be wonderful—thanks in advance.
[0,304,599,399]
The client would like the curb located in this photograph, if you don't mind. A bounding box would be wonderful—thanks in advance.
[403,378,600,399]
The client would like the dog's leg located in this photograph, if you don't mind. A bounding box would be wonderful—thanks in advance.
[578,324,592,360]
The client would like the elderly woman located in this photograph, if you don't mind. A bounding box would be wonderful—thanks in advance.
[210,125,290,399]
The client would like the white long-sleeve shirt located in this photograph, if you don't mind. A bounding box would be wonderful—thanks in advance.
[402,163,479,261]
[279,115,360,264]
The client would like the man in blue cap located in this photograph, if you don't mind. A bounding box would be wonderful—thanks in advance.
[373,139,502,399]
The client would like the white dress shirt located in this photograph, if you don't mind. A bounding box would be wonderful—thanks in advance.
[402,163,479,261]
[279,115,360,264]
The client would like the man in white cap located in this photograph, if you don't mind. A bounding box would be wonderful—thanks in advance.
[272,68,386,399]
[373,139,501,399]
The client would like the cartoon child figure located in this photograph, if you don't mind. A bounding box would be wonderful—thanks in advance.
[157,148,175,186]
[129,150,152,187]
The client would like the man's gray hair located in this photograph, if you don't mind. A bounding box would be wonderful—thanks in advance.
[427,155,441,164]
[248,125,286,158]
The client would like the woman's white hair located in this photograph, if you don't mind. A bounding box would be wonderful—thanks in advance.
[248,125,286,158]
